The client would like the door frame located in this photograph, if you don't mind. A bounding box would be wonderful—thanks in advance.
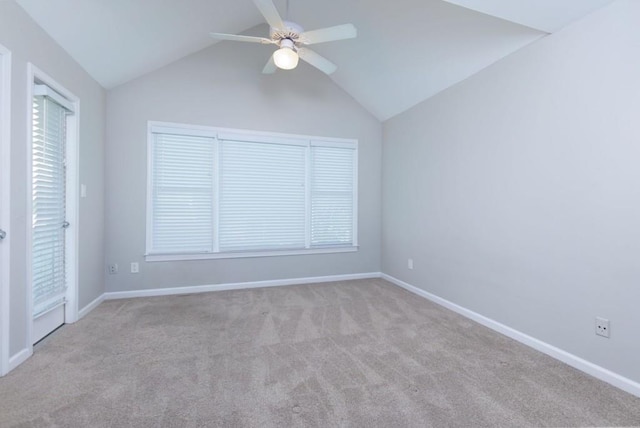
[25,63,79,348]
[0,43,12,376]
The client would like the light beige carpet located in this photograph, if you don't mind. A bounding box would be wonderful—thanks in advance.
[1,278,639,427]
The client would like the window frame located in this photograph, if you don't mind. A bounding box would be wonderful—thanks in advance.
[145,121,358,262]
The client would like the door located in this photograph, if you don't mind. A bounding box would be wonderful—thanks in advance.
[31,85,73,343]
[0,44,10,374]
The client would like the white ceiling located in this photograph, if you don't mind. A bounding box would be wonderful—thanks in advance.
[15,0,614,121]
[443,0,616,33]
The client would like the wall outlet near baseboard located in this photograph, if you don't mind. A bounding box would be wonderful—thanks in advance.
[595,317,610,338]
[108,263,118,275]
[408,258,414,270]
[131,262,139,273]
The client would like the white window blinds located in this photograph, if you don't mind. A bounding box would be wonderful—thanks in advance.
[219,140,306,252]
[32,93,69,316]
[310,144,356,247]
[147,123,357,258]
[150,133,215,253]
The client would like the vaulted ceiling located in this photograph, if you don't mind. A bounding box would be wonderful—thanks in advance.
[16,0,614,121]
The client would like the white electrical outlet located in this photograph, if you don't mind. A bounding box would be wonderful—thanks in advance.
[131,262,139,274]
[595,317,610,338]
[408,258,414,270]
[108,263,118,275]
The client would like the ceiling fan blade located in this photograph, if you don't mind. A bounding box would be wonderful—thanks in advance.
[300,24,357,45]
[253,0,285,30]
[297,48,337,75]
[210,33,274,44]
[262,55,277,74]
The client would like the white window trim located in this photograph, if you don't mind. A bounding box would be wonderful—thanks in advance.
[0,43,12,376]
[146,121,359,262]
[146,246,358,262]
[25,64,80,349]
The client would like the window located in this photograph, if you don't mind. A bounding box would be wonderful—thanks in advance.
[146,122,358,261]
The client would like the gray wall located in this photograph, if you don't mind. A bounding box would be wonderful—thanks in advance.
[105,29,382,293]
[0,2,105,357]
[382,0,640,383]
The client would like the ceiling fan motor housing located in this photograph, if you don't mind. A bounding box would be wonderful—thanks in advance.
[270,20,304,45]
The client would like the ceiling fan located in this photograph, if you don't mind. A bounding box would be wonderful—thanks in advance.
[210,0,357,75]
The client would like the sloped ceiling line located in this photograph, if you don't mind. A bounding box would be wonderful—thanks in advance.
[16,0,614,121]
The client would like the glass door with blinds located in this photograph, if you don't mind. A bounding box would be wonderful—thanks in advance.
[31,84,74,343]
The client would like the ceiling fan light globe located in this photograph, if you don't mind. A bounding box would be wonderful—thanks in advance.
[273,47,299,70]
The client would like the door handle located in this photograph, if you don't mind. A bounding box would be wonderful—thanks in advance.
[62,221,70,229]
[0,229,5,240]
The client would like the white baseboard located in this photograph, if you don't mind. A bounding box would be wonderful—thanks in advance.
[78,294,105,320]
[381,273,640,398]
[3,294,104,375]
[8,348,32,373]
[105,272,382,300]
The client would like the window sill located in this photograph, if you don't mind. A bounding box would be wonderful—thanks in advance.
[145,246,358,262]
